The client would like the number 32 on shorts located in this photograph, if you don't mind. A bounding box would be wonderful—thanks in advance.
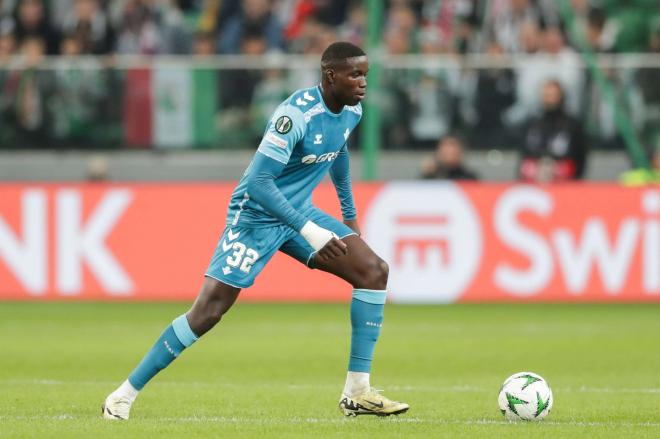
[226,241,259,274]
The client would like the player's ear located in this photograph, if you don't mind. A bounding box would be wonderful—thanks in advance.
[326,68,335,85]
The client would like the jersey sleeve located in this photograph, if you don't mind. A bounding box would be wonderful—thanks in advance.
[246,153,309,231]
[329,144,357,221]
[256,104,307,164]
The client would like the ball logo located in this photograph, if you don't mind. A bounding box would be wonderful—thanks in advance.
[302,154,317,164]
[364,183,482,303]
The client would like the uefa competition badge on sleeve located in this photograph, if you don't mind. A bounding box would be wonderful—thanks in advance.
[275,116,292,134]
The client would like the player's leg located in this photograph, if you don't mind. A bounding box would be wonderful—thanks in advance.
[279,210,408,416]
[103,224,292,420]
[126,277,240,389]
[313,235,407,416]
[102,277,239,420]
[186,276,240,336]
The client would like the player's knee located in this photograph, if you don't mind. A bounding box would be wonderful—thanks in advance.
[359,257,389,290]
[192,300,227,335]
[188,278,241,335]
[375,258,389,288]
[206,300,228,325]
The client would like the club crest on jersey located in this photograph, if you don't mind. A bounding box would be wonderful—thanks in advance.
[314,134,323,144]
[275,116,292,134]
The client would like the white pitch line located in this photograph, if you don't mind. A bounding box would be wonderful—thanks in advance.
[3,379,660,395]
[0,415,659,428]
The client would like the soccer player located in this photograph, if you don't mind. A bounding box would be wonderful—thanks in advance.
[102,42,409,420]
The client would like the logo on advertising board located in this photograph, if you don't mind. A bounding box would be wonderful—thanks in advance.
[0,188,134,297]
[363,182,482,303]
[488,186,660,299]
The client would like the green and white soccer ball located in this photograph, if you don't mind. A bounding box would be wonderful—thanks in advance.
[498,371,553,421]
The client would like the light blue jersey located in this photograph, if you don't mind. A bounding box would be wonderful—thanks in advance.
[226,85,362,228]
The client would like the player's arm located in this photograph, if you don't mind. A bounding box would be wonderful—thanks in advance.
[247,155,348,259]
[247,105,347,259]
[329,144,360,235]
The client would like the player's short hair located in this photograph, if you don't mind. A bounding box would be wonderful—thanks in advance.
[321,42,366,68]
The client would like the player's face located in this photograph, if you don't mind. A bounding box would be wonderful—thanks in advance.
[333,56,369,106]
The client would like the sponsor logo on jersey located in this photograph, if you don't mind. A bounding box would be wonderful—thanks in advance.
[264,132,288,149]
[275,116,292,134]
[302,154,317,164]
[301,151,339,165]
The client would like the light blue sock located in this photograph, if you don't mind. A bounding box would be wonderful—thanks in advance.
[128,314,198,390]
[348,288,386,373]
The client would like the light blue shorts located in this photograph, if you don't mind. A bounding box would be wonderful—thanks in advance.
[206,207,356,289]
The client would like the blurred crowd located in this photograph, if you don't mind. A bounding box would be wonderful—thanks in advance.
[0,0,659,182]
[0,0,659,56]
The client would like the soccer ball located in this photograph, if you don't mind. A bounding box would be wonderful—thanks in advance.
[498,371,553,421]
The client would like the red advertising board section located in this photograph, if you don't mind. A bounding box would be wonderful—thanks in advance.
[0,183,658,302]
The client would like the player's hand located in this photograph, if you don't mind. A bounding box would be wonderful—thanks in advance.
[343,219,361,236]
[317,237,348,261]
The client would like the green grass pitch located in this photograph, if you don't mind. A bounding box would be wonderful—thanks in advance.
[1,302,659,438]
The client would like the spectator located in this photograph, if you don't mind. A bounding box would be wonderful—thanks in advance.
[218,28,267,140]
[518,18,542,53]
[518,80,587,182]
[49,34,107,145]
[250,65,289,140]
[468,41,516,149]
[0,15,15,60]
[505,24,584,126]
[311,0,349,27]
[196,0,221,34]
[112,0,191,55]
[61,0,114,54]
[1,0,15,16]
[379,16,414,149]
[3,37,53,147]
[420,0,482,53]
[485,0,544,54]
[0,16,16,144]
[407,29,461,148]
[421,135,478,180]
[218,0,283,54]
[153,0,192,54]
[216,0,241,30]
[115,0,161,54]
[605,0,656,53]
[1,0,14,22]
[385,2,418,52]
[192,30,215,56]
[283,0,348,42]
[635,26,660,150]
[13,0,60,54]
[300,20,337,54]
[337,1,365,48]
[584,7,615,53]
[287,20,336,90]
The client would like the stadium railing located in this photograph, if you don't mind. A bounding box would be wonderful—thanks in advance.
[0,53,658,157]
